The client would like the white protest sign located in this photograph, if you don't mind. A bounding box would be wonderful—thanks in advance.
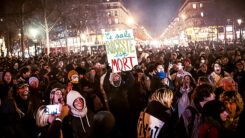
[104,29,138,73]
[137,112,165,138]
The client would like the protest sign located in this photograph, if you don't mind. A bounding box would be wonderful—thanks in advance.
[104,29,138,73]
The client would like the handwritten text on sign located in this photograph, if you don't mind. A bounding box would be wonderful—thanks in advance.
[137,112,165,138]
[104,30,138,72]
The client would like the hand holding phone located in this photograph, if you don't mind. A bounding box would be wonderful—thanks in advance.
[45,105,60,115]
[59,105,69,120]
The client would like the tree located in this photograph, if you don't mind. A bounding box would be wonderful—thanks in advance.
[30,0,63,56]
[0,0,36,58]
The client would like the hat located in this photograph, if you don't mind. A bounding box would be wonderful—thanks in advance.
[136,68,143,73]
[68,70,78,79]
[17,82,29,89]
[29,77,39,85]
[184,58,191,64]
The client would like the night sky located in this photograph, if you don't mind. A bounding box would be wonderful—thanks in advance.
[126,0,184,38]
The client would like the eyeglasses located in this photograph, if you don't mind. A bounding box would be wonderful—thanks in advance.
[71,75,79,80]
[55,91,63,95]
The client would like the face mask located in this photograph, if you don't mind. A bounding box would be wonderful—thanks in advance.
[113,80,121,87]
[156,72,166,79]
[177,64,183,70]
[214,64,221,72]
[71,75,79,84]
[201,60,205,63]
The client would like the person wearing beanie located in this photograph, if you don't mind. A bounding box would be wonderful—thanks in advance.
[67,70,82,93]
[66,90,93,138]
[29,77,39,88]
[28,76,44,114]
[68,70,79,84]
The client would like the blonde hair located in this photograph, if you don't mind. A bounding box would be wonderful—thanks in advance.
[36,105,49,127]
[151,88,173,107]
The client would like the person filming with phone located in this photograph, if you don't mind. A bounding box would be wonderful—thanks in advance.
[35,87,71,138]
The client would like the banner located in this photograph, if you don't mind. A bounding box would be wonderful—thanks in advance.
[104,29,138,73]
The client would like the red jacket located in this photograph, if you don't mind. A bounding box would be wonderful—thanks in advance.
[199,123,218,138]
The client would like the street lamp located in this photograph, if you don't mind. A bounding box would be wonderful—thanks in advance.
[30,28,38,56]
[127,17,135,26]
[237,19,242,43]
[181,14,186,20]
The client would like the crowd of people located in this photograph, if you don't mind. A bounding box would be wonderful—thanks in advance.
[0,43,245,138]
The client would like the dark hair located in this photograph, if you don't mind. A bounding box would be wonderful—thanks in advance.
[192,83,214,102]
[20,67,29,75]
[203,100,226,122]
[197,76,210,85]
[2,70,13,85]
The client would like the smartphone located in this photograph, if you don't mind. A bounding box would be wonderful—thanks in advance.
[45,105,60,115]
[169,62,173,69]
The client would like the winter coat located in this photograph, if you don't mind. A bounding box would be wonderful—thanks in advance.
[177,86,193,117]
[137,101,173,138]
[199,117,226,138]
[103,72,134,118]
[103,71,135,137]
[176,102,204,138]
[66,90,93,138]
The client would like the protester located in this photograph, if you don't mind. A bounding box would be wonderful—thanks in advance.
[0,41,244,138]
[199,100,228,138]
[66,90,93,138]
[219,90,244,135]
[137,88,174,138]
[176,83,215,138]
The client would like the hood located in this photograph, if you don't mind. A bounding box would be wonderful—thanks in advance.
[67,90,87,117]
[109,73,122,87]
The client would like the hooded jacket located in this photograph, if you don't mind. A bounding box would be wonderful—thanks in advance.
[66,90,92,138]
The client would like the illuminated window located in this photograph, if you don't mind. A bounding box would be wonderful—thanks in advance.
[226,25,233,32]
[201,12,204,17]
[108,18,111,24]
[193,4,196,9]
[107,11,111,16]
[107,0,110,1]
[115,18,119,24]
[200,3,203,8]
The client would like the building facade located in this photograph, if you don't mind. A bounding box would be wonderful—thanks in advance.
[49,0,151,53]
[160,0,245,46]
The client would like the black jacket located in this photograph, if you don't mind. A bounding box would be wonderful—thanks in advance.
[137,101,173,138]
